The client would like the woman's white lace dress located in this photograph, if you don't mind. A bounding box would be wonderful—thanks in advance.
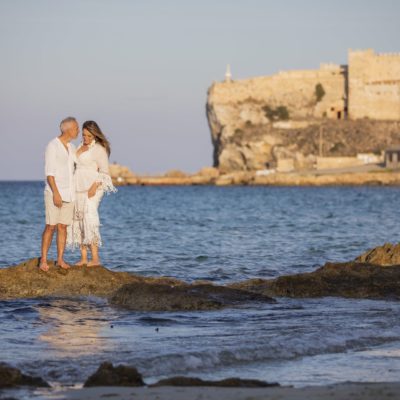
[67,142,116,248]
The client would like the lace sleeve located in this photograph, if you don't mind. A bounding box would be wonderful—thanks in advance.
[94,144,117,194]
[97,172,117,194]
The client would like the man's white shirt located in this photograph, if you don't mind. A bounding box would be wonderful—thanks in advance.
[44,137,76,202]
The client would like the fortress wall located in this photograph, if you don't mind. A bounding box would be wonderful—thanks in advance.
[349,49,400,120]
[208,65,345,126]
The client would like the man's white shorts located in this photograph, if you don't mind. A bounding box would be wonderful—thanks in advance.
[44,191,74,226]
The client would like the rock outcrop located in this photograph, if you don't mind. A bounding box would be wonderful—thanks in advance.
[0,258,141,299]
[109,163,138,185]
[207,76,400,172]
[3,243,400,305]
[110,282,275,311]
[151,376,279,388]
[231,243,400,300]
[84,362,144,387]
[83,362,278,388]
[0,259,274,310]
[0,363,50,388]
[355,242,400,266]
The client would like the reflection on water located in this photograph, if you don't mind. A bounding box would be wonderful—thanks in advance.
[37,299,112,357]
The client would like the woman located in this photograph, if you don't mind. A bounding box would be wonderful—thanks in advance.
[67,120,116,266]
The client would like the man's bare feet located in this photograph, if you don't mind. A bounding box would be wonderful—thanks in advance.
[75,260,88,266]
[57,260,71,270]
[39,262,49,272]
[87,260,100,267]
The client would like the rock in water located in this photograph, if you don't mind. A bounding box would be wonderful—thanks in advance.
[0,363,50,388]
[109,282,275,311]
[355,242,400,266]
[0,258,178,300]
[151,376,279,387]
[231,260,400,300]
[84,362,144,387]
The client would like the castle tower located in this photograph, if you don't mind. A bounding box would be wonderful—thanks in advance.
[225,64,232,82]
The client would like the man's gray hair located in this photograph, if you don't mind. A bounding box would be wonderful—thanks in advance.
[60,116,77,133]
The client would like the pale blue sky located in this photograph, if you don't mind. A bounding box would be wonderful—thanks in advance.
[0,0,399,179]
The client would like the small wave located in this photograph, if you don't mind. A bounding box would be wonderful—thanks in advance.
[5,306,37,315]
[130,335,400,378]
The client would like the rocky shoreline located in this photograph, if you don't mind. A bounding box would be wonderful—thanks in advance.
[2,243,400,397]
[1,243,400,307]
[0,361,278,390]
[2,361,400,400]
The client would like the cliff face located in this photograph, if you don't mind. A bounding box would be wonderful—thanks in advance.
[206,77,400,172]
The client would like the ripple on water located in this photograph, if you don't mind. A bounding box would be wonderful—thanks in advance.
[1,184,400,390]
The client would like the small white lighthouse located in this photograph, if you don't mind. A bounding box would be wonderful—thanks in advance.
[225,64,232,82]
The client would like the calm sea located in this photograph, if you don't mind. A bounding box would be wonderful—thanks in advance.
[1,182,400,398]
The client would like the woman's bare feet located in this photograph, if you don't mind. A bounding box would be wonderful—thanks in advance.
[75,260,88,266]
[87,260,100,267]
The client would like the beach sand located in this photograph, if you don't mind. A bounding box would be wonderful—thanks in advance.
[38,381,400,399]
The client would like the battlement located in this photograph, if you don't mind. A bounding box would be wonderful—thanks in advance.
[214,48,400,122]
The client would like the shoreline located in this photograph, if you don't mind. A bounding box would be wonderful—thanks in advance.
[110,167,400,187]
[23,381,400,399]
[4,170,400,187]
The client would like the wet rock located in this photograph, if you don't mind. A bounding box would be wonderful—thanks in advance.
[0,258,182,300]
[109,282,275,311]
[151,376,279,387]
[84,362,144,387]
[231,259,400,300]
[0,363,50,388]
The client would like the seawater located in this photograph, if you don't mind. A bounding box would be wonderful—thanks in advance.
[1,182,400,395]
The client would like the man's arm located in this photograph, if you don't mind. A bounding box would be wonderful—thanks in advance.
[45,142,62,208]
[47,176,62,208]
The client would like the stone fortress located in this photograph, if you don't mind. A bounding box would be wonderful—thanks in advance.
[206,49,400,172]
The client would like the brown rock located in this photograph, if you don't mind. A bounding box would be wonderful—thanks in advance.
[0,363,50,388]
[0,258,181,300]
[216,171,255,186]
[138,176,193,185]
[151,376,279,388]
[164,169,187,178]
[231,248,400,300]
[109,163,136,185]
[196,167,220,178]
[110,282,275,311]
[355,242,400,266]
[84,362,144,387]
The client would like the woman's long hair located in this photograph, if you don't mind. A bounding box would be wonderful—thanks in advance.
[82,120,111,157]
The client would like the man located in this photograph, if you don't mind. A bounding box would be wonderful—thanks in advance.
[39,117,79,271]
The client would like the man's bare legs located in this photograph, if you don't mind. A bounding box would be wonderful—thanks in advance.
[40,224,56,271]
[56,224,70,269]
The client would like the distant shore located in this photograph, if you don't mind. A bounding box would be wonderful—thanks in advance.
[110,163,400,187]
[35,381,400,400]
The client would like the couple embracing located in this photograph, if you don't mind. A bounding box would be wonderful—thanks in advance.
[39,117,116,272]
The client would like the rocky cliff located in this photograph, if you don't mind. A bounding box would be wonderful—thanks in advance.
[206,78,400,172]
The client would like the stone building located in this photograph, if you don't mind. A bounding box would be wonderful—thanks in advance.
[385,147,400,169]
[348,49,400,120]
[206,49,400,172]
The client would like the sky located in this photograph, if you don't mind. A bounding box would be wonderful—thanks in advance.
[0,0,399,179]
